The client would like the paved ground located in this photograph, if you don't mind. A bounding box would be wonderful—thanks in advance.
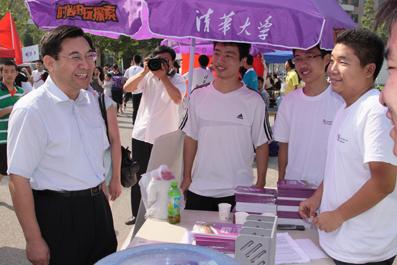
[0,102,278,265]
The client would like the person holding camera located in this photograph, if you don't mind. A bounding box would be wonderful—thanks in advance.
[123,45,186,225]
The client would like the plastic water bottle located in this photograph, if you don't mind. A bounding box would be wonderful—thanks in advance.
[167,180,181,224]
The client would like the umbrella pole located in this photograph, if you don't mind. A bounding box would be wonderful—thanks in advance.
[186,38,196,96]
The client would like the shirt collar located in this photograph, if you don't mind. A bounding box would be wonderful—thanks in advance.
[45,76,90,105]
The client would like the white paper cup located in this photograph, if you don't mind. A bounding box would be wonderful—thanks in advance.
[235,211,249,224]
[218,203,232,221]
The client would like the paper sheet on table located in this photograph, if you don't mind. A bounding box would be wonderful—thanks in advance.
[276,233,310,264]
[295,239,327,260]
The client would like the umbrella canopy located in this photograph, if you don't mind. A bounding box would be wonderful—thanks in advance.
[0,46,15,58]
[25,0,142,39]
[141,0,356,50]
[264,50,293,64]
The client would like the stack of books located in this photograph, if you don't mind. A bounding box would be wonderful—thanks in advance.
[191,222,242,253]
[234,186,277,215]
[276,180,317,227]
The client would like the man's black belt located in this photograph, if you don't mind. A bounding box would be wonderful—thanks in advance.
[33,185,102,197]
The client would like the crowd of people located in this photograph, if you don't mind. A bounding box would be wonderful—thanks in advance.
[1,1,397,264]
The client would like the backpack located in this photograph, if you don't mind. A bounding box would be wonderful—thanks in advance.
[98,93,139,187]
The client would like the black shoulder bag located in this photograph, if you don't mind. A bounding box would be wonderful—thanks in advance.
[98,93,139,188]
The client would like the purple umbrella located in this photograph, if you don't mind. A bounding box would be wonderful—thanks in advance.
[141,0,356,50]
[25,0,142,39]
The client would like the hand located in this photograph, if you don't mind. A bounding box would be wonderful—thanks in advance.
[180,177,192,193]
[26,237,50,265]
[142,60,150,75]
[108,178,122,201]
[313,210,344,232]
[299,196,320,220]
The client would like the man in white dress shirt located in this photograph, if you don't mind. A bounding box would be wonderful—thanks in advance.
[8,25,117,265]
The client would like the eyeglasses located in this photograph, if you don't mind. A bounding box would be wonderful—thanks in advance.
[59,51,97,64]
[292,54,322,64]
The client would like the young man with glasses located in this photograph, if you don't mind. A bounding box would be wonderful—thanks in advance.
[7,25,117,265]
[273,45,343,187]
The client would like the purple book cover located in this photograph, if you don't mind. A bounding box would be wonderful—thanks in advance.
[277,189,315,198]
[192,222,242,239]
[276,199,301,206]
[277,180,317,191]
[235,193,276,204]
[235,186,277,196]
[277,211,302,219]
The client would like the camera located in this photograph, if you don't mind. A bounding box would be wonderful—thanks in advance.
[147,56,168,71]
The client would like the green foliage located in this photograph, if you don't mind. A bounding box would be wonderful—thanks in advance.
[0,0,44,46]
[361,0,388,43]
[361,0,375,30]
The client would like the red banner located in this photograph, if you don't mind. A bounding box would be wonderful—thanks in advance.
[0,12,23,64]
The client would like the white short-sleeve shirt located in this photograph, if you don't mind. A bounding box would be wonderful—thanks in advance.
[7,77,109,191]
[273,86,343,186]
[184,67,214,90]
[32,69,45,89]
[124,65,144,95]
[132,72,186,144]
[319,89,397,263]
[183,83,272,197]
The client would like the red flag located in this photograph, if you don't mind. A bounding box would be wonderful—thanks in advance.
[0,12,23,64]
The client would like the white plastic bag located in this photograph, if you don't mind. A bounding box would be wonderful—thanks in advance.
[139,165,176,220]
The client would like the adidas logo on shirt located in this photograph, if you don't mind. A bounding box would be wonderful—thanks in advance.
[237,113,244,120]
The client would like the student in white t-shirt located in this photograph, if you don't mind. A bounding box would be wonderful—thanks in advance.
[123,45,186,225]
[273,45,343,187]
[300,29,397,265]
[181,42,272,211]
[183,54,214,90]
[123,54,143,124]
[31,60,46,89]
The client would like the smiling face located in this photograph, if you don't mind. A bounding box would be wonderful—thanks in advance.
[380,23,397,155]
[212,43,242,81]
[44,36,95,99]
[328,43,375,105]
[294,47,329,85]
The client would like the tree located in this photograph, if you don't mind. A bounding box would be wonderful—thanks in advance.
[361,0,387,42]
[0,0,45,46]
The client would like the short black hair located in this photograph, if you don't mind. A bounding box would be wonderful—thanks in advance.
[246,54,254,65]
[1,60,18,72]
[292,44,330,58]
[286,59,295,69]
[40,25,94,59]
[198,55,210,67]
[132,54,142,64]
[335,28,384,80]
[258,76,264,82]
[213,42,251,60]
[152,45,176,61]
